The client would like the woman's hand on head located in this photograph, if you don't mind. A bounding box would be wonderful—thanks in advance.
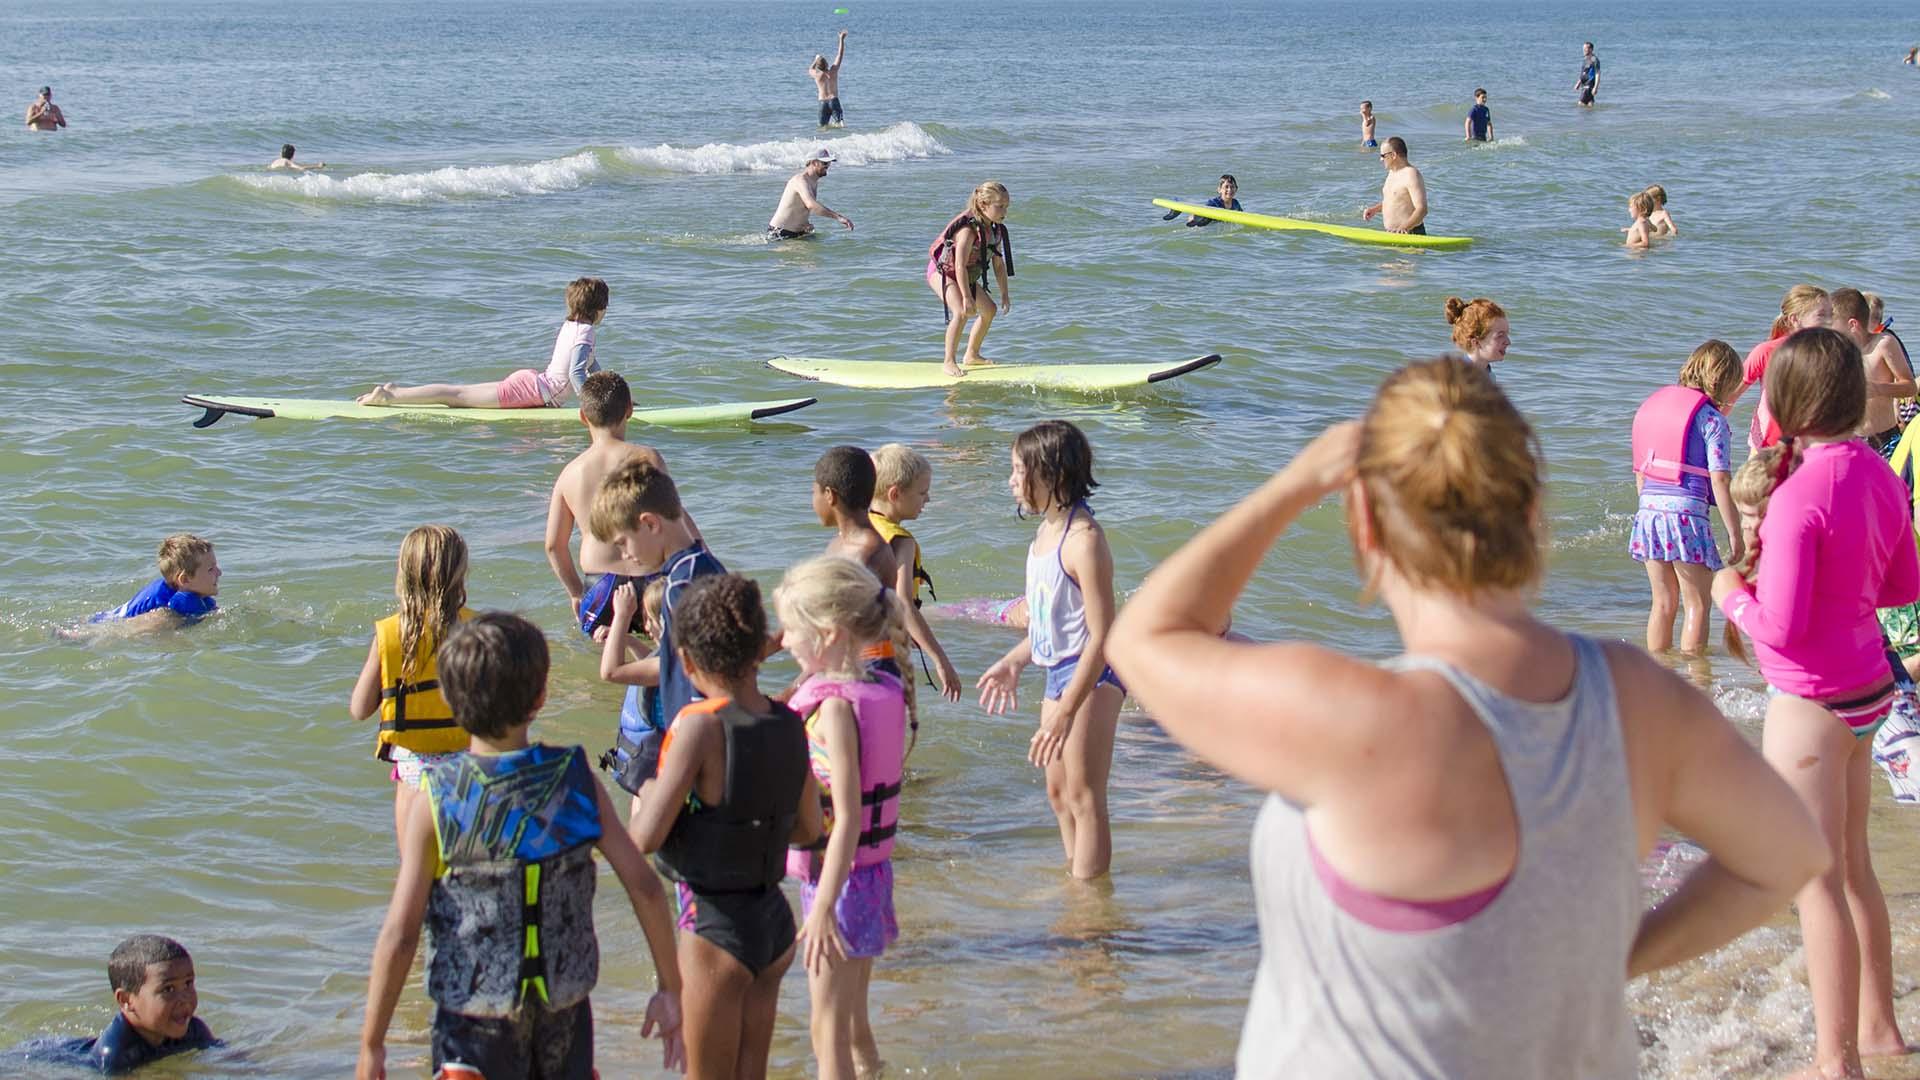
[1286,421,1363,497]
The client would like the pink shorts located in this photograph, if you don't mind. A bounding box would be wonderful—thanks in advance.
[496,368,549,409]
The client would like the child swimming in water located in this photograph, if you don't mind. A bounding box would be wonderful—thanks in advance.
[629,574,822,1080]
[1162,174,1241,226]
[1629,341,1743,653]
[776,555,912,1080]
[1644,185,1677,236]
[1624,191,1654,250]
[978,420,1125,880]
[346,525,473,848]
[25,936,222,1074]
[90,534,220,629]
[356,277,607,409]
[1715,328,1919,1079]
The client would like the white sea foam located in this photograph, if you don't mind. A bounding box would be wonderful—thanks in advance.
[617,121,947,174]
[1482,135,1529,149]
[1863,88,1893,100]
[233,151,602,203]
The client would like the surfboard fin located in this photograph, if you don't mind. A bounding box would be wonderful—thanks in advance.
[182,395,274,427]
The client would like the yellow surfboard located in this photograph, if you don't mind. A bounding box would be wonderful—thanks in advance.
[1154,199,1474,251]
[766,354,1220,391]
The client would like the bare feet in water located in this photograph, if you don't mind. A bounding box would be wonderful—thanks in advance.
[355,383,396,405]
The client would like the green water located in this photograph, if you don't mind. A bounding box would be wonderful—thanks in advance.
[5,0,1920,1075]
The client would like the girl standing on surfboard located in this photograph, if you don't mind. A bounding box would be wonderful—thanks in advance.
[978,421,1124,880]
[927,181,1012,379]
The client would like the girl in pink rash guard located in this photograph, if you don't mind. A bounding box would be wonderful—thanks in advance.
[1714,327,1920,1080]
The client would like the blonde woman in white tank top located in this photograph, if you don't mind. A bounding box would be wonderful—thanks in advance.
[1108,360,1827,1078]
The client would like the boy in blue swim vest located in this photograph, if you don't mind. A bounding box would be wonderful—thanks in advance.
[91,535,220,627]
[27,936,221,1075]
[357,612,685,1080]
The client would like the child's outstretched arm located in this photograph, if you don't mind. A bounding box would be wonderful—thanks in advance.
[601,583,661,687]
[544,480,586,610]
[977,637,1032,715]
[1030,523,1116,769]
[591,781,686,1073]
[889,539,961,701]
[348,637,381,722]
[799,698,860,975]
[357,795,437,1080]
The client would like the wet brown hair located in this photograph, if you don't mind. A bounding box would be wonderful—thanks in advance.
[1644,184,1668,207]
[1766,327,1865,440]
[1356,359,1543,594]
[578,370,631,429]
[1830,287,1869,333]
[565,276,609,323]
[1013,420,1098,513]
[1678,340,1743,406]
[437,612,549,739]
[1444,296,1507,351]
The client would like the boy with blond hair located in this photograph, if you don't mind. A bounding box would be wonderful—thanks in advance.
[92,534,221,626]
[871,443,963,699]
[590,459,726,804]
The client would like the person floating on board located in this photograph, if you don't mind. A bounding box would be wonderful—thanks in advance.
[768,148,853,241]
[356,612,686,1080]
[1162,174,1241,226]
[267,143,324,171]
[927,180,1013,377]
[626,574,823,1080]
[543,371,695,640]
[1577,42,1601,106]
[1362,137,1428,235]
[12,936,222,1074]
[809,30,848,128]
[1359,100,1377,148]
[90,534,221,630]
[345,525,474,852]
[25,86,65,131]
[1465,88,1492,142]
[355,277,607,409]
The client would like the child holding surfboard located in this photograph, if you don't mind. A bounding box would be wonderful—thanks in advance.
[355,277,608,409]
[927,181,1012,378]
[977,421,1125,880]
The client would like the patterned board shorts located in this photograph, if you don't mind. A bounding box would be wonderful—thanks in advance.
[800,860,899,960]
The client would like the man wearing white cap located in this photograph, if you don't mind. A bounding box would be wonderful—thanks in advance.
[768,148,853,241]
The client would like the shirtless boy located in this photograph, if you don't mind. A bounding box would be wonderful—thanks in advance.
[1834,288,1917,457]
[268,144,324,171]
[1362,137,1429,235]
[809,30,848,127]
[1359,100,1376,148]
[768,149,853,240]
[545,372,683,637]
[25,87,65,131]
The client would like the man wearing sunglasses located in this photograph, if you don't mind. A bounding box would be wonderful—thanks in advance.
[1361,137,1428,236]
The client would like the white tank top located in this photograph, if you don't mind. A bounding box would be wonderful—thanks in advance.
[1025,503,1090,667]
[541,320,597,405]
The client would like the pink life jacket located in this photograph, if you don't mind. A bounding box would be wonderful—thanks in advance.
[785,670,907,878]
[1631,385,1714,485]
[928,211,1013,285]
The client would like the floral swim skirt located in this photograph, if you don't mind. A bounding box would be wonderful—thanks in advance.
[1629,494,1722,570]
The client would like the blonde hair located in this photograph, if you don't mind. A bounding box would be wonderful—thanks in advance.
[811,54,828,71]
[1643,184,1667,207]
[1629,191,1655,218]
[1864,291,1886,327]
[775,555,918,755]
[394,525,469,684]
[1677,339,1743,405]
[872,443,931,498]
[968,180,1009,221]
[157,534,214,584]
[1444,296,1507,351]
[1768,284,1828,339]
[641,576,668,638]
[1357,359,1543,594]
[1724,445,1792,663]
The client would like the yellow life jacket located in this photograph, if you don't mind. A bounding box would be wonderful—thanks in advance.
[374,607,475,759]
[869,512,934,606]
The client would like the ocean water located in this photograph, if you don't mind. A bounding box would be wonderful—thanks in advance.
[3,0,1920,1075]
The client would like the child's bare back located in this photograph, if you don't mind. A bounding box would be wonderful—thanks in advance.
[826,526,898,585]
[558,441,668,576]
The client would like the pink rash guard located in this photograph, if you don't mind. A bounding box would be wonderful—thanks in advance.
[1720,440,1920,698]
